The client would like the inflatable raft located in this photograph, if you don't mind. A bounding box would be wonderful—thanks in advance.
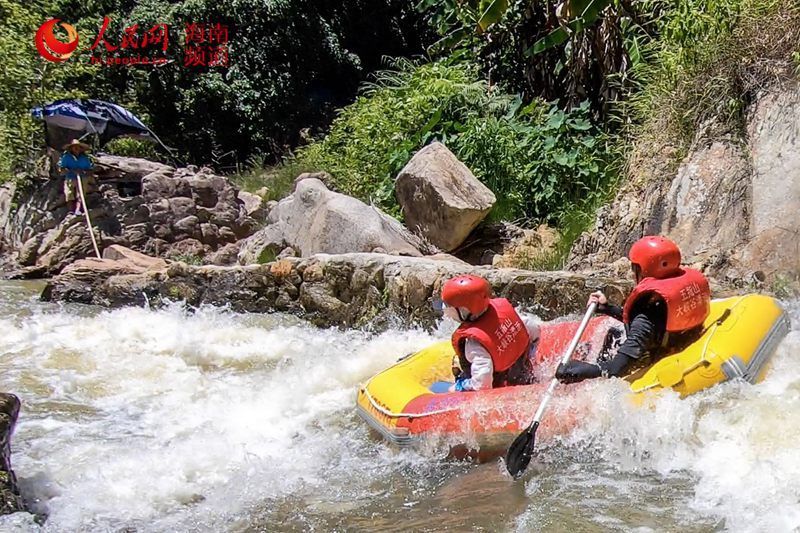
[356,294,790,447]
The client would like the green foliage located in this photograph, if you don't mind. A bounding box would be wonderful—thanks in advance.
[257,247,277,265]
[172,253,203,266]
[419,0,634,115]
[293,60,611,223]
[229,156,308,202]
[527,0,614,55]
[0,0,99,182]
[448,100,609,221]
[624,0,797,147]
[117,0,431,165]
[103,137,161,160]
[2,0,433,179]
[770,273,799,300]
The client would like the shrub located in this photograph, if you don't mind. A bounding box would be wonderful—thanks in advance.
[624,0,796,142]
[293,59,612,222]
[0,0,99,182]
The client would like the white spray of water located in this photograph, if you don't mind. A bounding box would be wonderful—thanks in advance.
[519,300,800,532]
[0,302,439,531]
[0,289,797,532]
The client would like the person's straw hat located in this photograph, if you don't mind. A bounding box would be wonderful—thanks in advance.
[63,139,91,152]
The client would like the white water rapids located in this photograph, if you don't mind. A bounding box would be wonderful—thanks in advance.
[0,281,797,532]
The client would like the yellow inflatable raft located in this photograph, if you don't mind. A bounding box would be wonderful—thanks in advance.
[356,294,790,446]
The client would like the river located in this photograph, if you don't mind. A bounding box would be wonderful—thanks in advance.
[0,281,796,532]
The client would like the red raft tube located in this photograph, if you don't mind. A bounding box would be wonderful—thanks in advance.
[356,315,619,451]
[356,294,790,452]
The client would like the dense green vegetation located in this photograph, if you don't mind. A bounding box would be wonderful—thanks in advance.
[627,0,798,146]
[294,60,609,222]
[3,0,798,266]
[0,0,95,183]
[1,0,432,179]
[277,0,797,259]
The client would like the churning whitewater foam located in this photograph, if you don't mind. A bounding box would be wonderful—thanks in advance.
[0,288,797,532]
[0,301,440,531]
[518,300,800,532]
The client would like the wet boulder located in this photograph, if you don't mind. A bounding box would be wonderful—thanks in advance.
[0,393,25,516]
[395,142,496,252]
[237,178,425,264]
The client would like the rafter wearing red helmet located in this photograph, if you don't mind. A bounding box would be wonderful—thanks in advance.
[441,275,542,392]
[556,235,711,384]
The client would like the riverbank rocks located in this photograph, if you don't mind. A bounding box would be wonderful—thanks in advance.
[42,246,631,329]
[0,393,24,515]
[237,178,427,264]
[569,82,800,292]
[0,155,259,277]
[395,142,496,252]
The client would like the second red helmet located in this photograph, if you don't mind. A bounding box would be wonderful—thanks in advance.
[441,275,491,317]
[628,235,681,279]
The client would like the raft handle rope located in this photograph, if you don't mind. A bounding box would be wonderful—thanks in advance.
[359,378,461,419]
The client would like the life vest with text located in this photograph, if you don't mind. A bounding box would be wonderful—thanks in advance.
[451,298,531,372]
[623,268,710,333]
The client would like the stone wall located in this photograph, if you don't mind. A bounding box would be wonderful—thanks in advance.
[42,250,632,329]
[0,156,259,277]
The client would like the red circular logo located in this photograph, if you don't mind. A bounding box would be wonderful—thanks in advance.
[35,19,79,62]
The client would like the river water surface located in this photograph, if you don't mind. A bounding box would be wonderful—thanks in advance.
[0,281,797,532]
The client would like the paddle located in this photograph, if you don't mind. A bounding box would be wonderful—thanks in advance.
[505,302,598,478]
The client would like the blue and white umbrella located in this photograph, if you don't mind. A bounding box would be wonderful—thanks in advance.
[31,99,154,147]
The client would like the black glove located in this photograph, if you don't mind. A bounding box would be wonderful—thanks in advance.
[555,360,600,384]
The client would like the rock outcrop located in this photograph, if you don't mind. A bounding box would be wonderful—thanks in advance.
[395,142,496,252]
[237,177,427,264]
[237,190,268,222]
[0,393,24,515]
[42,246,631,329]
[0,155,259,276]
[569,83,800,290]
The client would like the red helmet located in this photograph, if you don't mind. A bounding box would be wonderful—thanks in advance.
[628,236,681,279]
[441,275,491,318]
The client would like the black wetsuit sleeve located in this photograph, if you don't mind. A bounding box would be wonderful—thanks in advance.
[596,303,623,321]
[557,359,602,380]
[597,311,661,377]
[557,308,663,382]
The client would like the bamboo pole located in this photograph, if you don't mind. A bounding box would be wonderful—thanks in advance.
[75,171,101,259]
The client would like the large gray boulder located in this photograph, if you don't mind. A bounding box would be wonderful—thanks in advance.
[237,178,425,263]
[661,138,750,255]
[731,87,800,280]
[395,142,496,252]
[93,154,172,179]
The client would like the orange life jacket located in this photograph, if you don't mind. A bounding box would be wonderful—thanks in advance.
[451,298,531,372]
[622,268,710,333]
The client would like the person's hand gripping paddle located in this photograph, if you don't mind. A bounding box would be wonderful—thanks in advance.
[505,302,598,478]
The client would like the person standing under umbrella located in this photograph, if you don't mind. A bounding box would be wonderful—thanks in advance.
[58,139,93,216]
